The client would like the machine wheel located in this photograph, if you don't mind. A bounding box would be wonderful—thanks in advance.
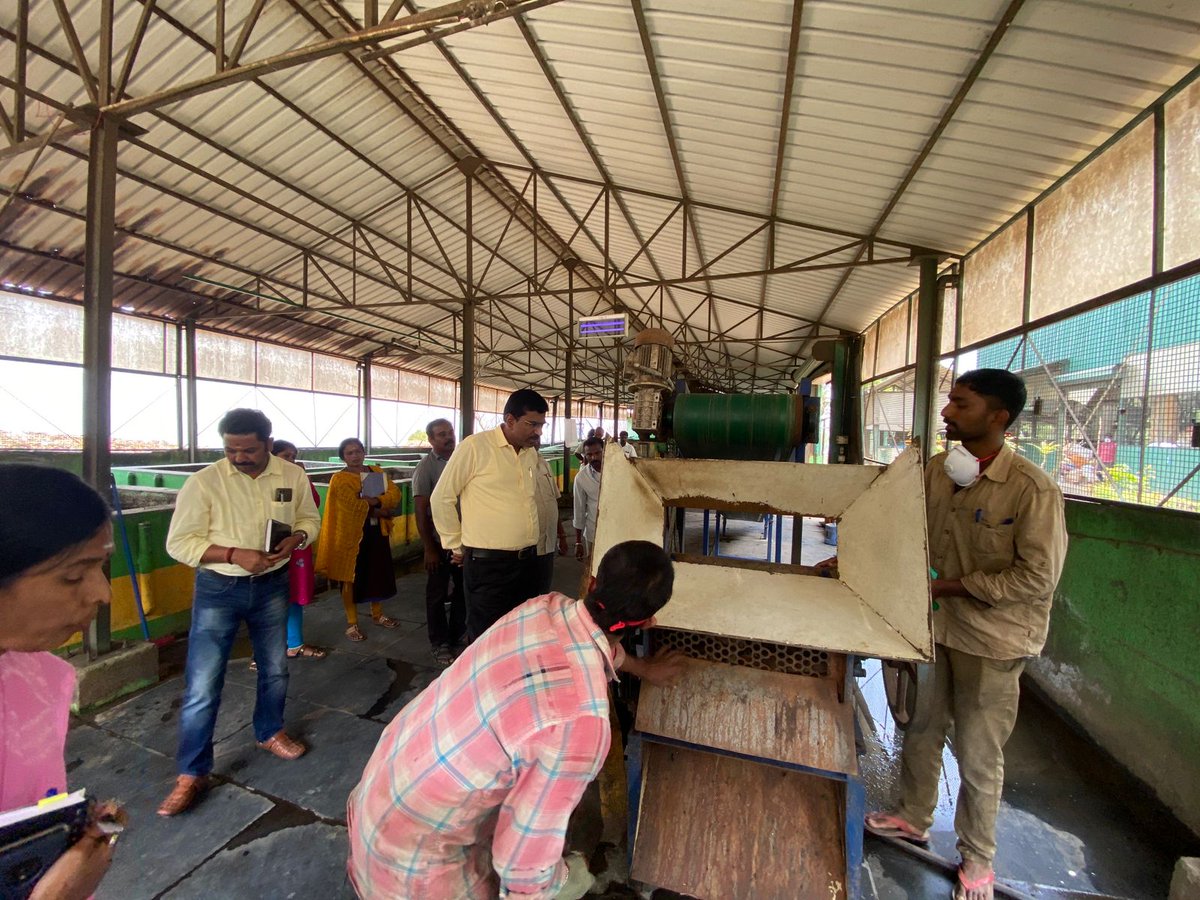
[882,660,919,729]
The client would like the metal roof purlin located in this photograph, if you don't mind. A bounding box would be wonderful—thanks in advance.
[130,2,593,353]
[313,0,630,371]
[376,0,739,384]
[0,25,515,321]
[49,0,98,105]
[98,0,567,119]
[811,0,1026,333]
[512,16,705,363]
[630,0,735,386]
[757,0,806,383]
[490,162,943,254]
[130,6,555,328]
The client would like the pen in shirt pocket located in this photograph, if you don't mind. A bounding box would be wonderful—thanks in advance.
[975,509,1016,525]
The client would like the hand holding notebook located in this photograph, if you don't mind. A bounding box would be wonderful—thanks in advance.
[0,791,125,900]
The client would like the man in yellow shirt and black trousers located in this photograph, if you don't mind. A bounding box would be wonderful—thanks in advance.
[866,370,1068,900]
[431,388,548,642]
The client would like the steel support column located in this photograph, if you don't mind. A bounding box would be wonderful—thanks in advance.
[175,321,185,451]
[362,353,373,451]
[459,157,480,436]
[911,255,943,457]
[184,318,199,462]
[824,338,863,466]
[461,303,474,436]
[612,349,619,437]
[82,114,118,660]
[563,257,577,484]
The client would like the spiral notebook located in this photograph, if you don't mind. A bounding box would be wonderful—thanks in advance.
[0,790,89,900]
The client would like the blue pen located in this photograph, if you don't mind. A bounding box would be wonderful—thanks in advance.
[975,509,982,523]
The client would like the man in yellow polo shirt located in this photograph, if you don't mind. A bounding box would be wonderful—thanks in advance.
[431,388,547,640]
[160,408,321,816]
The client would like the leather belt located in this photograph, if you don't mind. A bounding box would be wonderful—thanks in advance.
[202,565,288,584]
[466,546,538,560]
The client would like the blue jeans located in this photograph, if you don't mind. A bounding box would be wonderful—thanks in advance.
[176,567,290,777]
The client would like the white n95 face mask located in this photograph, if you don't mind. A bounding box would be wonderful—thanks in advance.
[943,443,980,487]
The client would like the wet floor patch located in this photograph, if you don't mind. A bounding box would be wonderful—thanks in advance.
[224,800,320,850]
[362,657,428,720]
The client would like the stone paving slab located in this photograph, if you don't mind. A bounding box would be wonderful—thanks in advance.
[212,699,384,822]
[65,725,273,900]
[287,592,424,656]
[93,676,259,760]
[361,619,445,665]
[160,822,356,900]
[223,646,388,715]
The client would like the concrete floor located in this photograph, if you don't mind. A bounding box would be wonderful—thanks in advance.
[72,512,1196,898]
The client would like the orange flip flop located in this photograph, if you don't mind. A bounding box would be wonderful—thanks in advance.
[864,811,930,845]
[952,865,995,900]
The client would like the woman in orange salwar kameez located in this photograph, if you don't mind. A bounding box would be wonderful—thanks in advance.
[315,438,403,642]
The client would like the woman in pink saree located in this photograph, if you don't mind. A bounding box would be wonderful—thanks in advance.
[0,464,124,899]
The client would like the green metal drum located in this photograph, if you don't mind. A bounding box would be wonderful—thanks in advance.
[672,394,801,461]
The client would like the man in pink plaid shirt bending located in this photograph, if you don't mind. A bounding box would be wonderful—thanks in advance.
[347,540,683,899]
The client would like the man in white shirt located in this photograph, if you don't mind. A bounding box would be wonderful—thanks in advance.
[573,436,604,561]
[159,409,321,817]
[534,455,569,594]
[617,430,637,459]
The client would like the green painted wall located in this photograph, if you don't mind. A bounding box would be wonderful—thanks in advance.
[1028,498,1200,835]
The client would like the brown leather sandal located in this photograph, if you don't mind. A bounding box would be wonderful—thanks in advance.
[157,774,208,817]
[257,730,306,761]
[371,614,401,629]
[345,624,366,642]
[286,644,328,659]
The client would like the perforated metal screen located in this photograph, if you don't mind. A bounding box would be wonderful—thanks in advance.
[653,629,830,678]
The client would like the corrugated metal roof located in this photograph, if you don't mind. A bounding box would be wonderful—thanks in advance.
[1,0,1197,394]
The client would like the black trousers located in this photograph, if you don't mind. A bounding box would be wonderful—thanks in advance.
[463,552,542,640]
[534,552,555,595]
[424,551,465,648]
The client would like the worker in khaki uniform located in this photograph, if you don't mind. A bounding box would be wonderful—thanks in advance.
[865,369,1067,900]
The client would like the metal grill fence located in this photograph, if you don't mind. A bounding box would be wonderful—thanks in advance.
[862,271,1200,513]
